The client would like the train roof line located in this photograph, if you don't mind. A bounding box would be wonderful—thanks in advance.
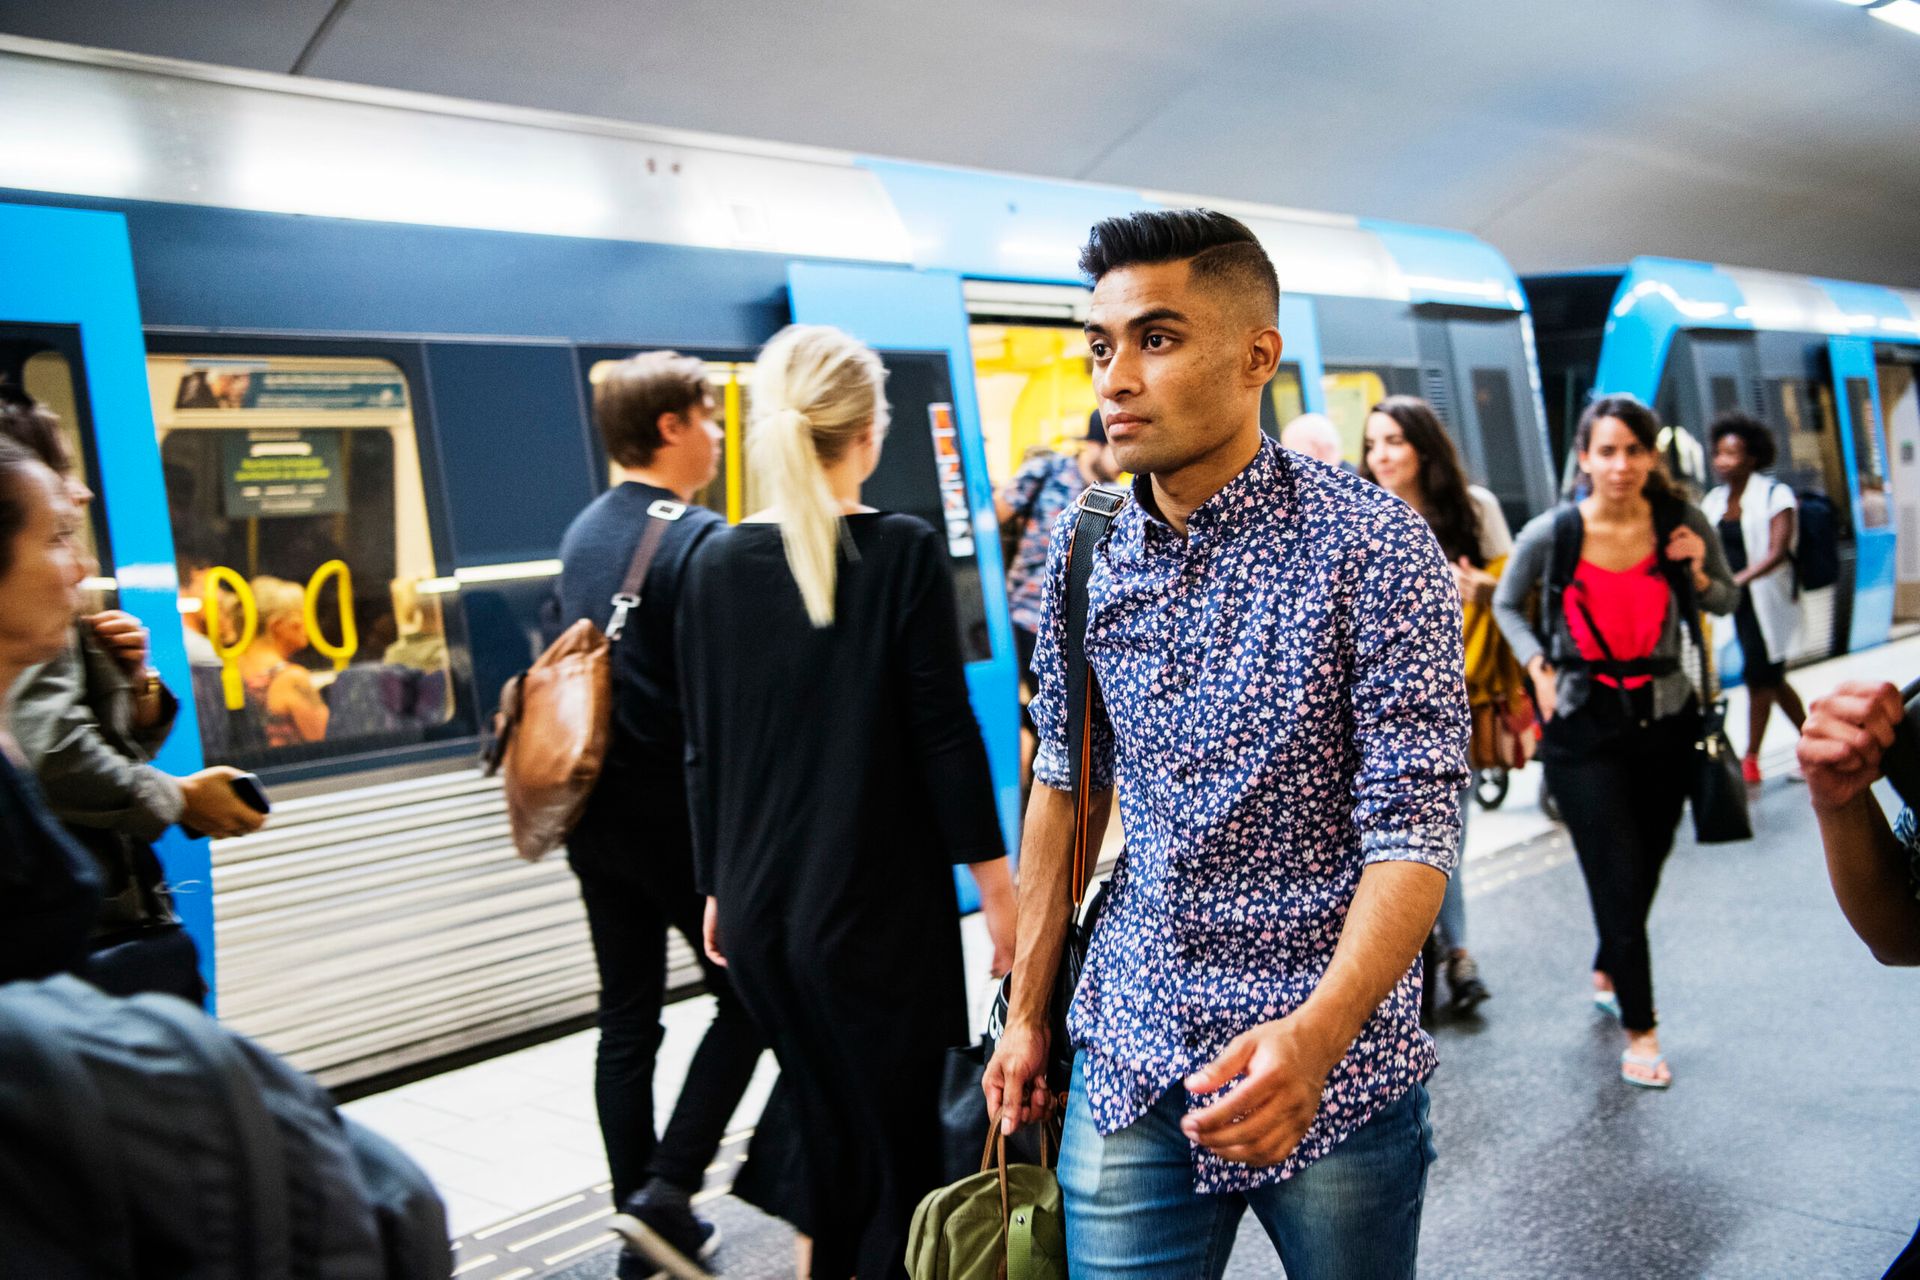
[0,35,1525,312]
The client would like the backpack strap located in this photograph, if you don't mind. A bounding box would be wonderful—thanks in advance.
[1062,484,1127,908]
[133,994,293,1280]
[0,980,136,1276]
[606,499,685,642]
[1541,503,1583,662]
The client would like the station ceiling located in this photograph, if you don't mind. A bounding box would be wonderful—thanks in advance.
[5,0,1918,286]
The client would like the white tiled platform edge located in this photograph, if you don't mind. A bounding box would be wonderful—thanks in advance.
[342,631,1920,1240]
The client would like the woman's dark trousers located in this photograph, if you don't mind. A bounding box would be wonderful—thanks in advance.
[1542,695,1697,1033]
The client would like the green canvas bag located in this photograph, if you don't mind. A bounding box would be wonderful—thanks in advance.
[907,1119,1066,1280]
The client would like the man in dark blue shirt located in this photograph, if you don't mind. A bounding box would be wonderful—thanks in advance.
[984,211,1466,1279]
[554,352,760,1279]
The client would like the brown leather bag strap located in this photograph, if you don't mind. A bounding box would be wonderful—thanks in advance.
[606,499,686,641]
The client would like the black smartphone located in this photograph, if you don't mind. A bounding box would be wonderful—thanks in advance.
[228,772,271,815]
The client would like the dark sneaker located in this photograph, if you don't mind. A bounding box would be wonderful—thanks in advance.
[612,1188,720,1280]
[1446,952,1491,1013]
[616,1248,664,1280]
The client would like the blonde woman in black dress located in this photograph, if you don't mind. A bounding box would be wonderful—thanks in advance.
[680,324,1015,1278]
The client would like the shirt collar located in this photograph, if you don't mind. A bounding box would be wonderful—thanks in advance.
[1130,435,1289,543]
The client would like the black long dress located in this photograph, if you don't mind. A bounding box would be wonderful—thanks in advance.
[679,513,1003,1279]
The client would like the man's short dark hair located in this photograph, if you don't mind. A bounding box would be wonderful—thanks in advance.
[1710,409,1778,470]
[1078,209,1280,325]
[594,351,711,468]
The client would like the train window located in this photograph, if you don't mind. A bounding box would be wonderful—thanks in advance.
[970,324,1096,486]
[1846,377,1891,530]
[16,348,112,603]
[1470,368,1527,501]
[1321,367,1390,464]
[589,357,748,520]
[149,355,455,770]
[1709,375,1743,417]
[1269,364,1306,429]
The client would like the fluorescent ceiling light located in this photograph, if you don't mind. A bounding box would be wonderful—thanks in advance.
[1833,0,1881,7]
[1871,0,1920,32]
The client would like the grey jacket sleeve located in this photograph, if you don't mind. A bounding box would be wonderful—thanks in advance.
[1492,509,1557,672]
[9,641,185,841]
[1685,502,1740,616]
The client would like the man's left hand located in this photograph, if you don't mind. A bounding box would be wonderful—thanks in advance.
[87,610,150,676]
[1179,1015,1339,1167]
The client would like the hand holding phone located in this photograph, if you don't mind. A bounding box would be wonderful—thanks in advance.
[179,767,271,840]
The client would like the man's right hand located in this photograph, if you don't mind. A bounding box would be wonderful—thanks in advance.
[982,1021,1051,1135]
[1800,680,1905,813]
[177,766,268,839]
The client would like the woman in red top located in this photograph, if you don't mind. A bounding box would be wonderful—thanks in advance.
[1493,396,1737,1089]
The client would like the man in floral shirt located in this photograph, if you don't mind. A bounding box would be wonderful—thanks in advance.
[984,209,1468,1279]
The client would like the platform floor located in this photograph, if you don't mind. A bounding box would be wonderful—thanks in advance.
[343,638,1920,1279]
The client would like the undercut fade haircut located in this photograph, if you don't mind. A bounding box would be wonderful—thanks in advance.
[1078,209,1280,325]
[594,350,711,468]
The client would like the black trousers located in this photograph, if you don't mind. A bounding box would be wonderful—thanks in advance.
[1542,689,1698,1034]
[567,798,764,1204]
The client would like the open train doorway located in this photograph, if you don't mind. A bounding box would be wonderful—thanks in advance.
[1878,346,1920,620]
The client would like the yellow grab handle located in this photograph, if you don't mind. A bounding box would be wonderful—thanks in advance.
[204,566,258,711]
[305,559,358,671]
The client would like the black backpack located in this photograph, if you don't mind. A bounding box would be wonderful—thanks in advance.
[1790,487,1841,592]
[0,975,451,1280]
[1536,496,1694,671]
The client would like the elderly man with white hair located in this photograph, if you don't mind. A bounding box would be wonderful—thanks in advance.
[1280,412,1348,469]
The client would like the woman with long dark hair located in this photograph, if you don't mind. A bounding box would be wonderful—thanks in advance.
[679,325,1014,1278]
[1362,395,1509,1013]
[1493,395,1737,1088]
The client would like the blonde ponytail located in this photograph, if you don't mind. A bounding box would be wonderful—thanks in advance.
[747,325,888,627]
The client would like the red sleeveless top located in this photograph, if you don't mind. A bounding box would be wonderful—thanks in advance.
[1564,556,1670,688]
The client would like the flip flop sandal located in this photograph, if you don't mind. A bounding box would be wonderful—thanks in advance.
[1593,989,1621,1018]
[1621,1050,1671,1089]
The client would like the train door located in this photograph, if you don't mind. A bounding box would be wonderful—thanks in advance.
[1759,362,1851,665]
[1829,337,1897,652]
[786,263,1020,883]
[1415,308,1557,529]
[0,203,217,993]
[1661,331,1762,498]
[1876,345,1920,620]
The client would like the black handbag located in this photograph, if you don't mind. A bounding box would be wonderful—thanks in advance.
[1674,575,1753,844]
[984,484,1127,1095]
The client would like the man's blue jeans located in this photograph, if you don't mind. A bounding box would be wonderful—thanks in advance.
[1058,1054,1435,1279]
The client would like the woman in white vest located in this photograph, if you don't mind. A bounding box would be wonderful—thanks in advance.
[1702,411,1807,783]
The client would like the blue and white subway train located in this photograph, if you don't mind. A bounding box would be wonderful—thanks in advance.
[1528,260,1920,683]
[0,36,1556,1088]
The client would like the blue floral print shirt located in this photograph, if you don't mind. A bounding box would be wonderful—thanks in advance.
[1001,452,1091,634]
[1030,438,1469,1192]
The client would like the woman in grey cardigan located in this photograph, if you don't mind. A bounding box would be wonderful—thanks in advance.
[1493,395,1737,1090]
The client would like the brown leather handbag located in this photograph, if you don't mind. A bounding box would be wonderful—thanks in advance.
[484,500,682,860]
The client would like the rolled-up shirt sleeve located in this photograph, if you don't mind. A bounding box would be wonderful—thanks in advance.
[1030,506,1114,794]
[1347,504,1470,873]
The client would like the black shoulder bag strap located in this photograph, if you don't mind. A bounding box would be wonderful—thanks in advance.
[606,498,686,642]
[1063,484,1127,907]
[1540,503,1584,664]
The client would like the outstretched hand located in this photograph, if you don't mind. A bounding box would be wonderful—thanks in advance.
[1179,1016,1337,1167]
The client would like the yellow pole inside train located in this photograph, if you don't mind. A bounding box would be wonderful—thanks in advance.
[204,566,257,711]
[304,559,358,671]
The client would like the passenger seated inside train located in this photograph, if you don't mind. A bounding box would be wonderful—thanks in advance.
[382,577,448,673]
[240,576,330,746]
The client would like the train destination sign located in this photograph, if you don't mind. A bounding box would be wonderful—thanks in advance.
[222,430,348,518]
